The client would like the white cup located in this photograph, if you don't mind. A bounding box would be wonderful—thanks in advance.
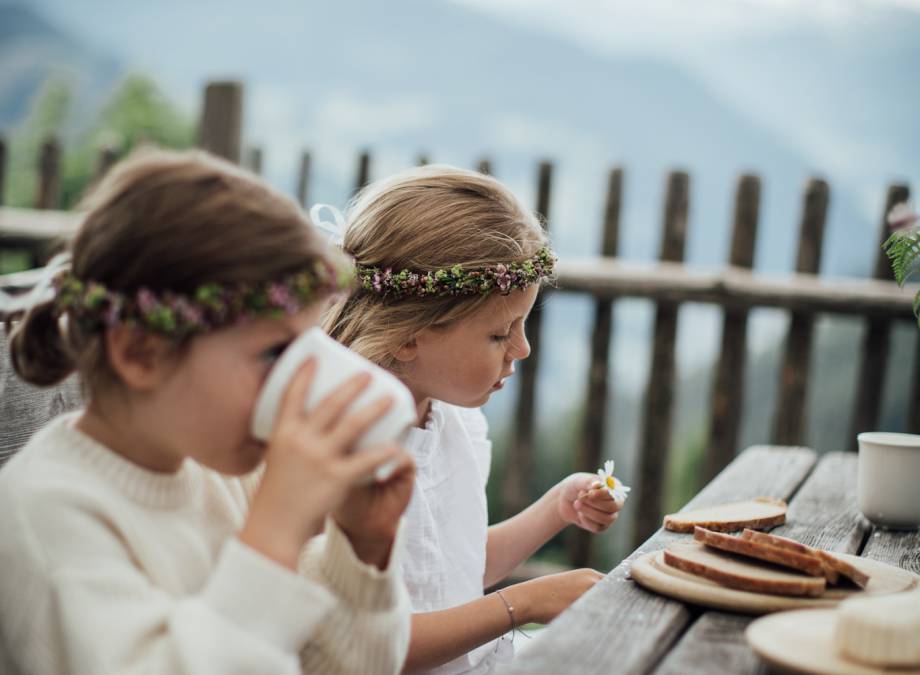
[856,431,920,530]
[251,328,418,479]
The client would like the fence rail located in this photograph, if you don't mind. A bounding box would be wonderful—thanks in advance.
[1,79,917,567]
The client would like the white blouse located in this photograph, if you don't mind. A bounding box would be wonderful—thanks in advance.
[399,401,514,675]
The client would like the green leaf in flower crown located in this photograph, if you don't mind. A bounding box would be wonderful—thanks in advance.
[883,230,920,287]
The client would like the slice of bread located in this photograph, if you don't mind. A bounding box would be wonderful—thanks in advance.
[663,541,827,597]
[663,497,787,533]
[816,550,871,589]
[694,527,825,577]
[740,529,838,583]
[740,529,871,587]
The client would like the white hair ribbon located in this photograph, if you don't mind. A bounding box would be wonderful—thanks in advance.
[309,203,346,248]
[1,251,72,315]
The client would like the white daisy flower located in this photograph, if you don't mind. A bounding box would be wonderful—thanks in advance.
[597,459,631,502]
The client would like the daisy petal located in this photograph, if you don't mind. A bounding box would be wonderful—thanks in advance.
[604,460,614,475]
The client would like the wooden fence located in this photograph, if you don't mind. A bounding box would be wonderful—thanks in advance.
[1,80,917,569]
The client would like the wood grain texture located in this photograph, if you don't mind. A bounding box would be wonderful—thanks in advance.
[498,446,815,675]
[773,179,829,445]
[861,528,920,573]
[655,613,766,675]
[634,171,689,548]
[707,174,761,482]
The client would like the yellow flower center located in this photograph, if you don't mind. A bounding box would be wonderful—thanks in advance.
[606,476,616,490]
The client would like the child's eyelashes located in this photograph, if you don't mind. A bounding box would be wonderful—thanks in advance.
[260,342,290,364]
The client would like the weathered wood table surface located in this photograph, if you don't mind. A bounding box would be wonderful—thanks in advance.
[499,445,920,675]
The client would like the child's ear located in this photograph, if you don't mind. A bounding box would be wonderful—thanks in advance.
[105,325,175,390]
[393,336,419,363]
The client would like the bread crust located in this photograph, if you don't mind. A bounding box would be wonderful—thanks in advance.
[662,543,827,597]
[663,498,787,533]
[694,527,825,577]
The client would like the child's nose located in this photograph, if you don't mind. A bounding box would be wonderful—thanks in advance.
[510,331,531,360]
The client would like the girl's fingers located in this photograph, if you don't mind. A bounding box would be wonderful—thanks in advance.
[277,357,317,425]
[575,500,619,527]
[577,513,603,533]
[328,395,394,450]
[582,492,620,513]
[340,443,405,483]
[308,371,373,431]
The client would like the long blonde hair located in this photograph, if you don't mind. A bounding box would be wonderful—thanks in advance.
[323,164,548,372]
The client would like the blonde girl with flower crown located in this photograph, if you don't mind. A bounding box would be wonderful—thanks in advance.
[0,148,417,675]
[323,165,627,674]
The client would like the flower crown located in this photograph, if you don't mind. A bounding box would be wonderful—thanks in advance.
[52,259,354,338]
[355,246,556,301]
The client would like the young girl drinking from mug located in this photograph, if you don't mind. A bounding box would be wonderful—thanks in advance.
[323,165,625,674]
[0,148,415,675]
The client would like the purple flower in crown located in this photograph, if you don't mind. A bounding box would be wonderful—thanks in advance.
[267,283,299,313]
[372,272,384,293]
[494,264,512,293]
[102,296,123,327]
[173,297,205,328]
[137,288,158,315]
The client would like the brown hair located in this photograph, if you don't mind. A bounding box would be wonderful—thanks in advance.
[323,164,548,372]
[9,146,335,394]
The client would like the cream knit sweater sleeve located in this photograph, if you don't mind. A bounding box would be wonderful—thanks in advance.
[0,418,410,675]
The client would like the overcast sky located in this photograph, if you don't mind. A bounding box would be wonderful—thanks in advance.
[451,0,920,56]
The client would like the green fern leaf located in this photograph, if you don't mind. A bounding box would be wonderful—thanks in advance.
[883,230,920,286]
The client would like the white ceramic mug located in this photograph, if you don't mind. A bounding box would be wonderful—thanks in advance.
[856,431,920,530]
[251,328,417,478]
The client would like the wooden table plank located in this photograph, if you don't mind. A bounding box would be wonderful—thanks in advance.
[499,446,816,675]
[861,528,920,572]
[654,452,865,675]
[654,613,768,675]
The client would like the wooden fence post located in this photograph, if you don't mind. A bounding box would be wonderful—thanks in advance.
[37,137,61,210]
[705,174,761,481]
[849,184,910,448]
[503,160,553,519]
[296,151,311,208]
[0,136,6,207]
[354,151,371,195]
[94,145,118,184]
[198,81,243,164]
[569,167,623,567]
[773,178,829,445]
[476,158,492,176]
[246,146,263,175]
[633,170,690,549]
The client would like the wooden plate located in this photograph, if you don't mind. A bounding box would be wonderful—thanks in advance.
[746,609,920,675]
[629,549,918,614]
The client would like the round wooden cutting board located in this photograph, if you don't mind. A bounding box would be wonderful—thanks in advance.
[746,609,920,675]
[629,548,918,614]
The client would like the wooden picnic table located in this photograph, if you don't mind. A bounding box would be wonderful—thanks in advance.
[499,445,920,675]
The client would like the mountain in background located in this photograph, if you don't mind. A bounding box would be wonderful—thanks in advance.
[0,4,119,131]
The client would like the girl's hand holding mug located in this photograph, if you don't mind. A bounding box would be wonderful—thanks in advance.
[240,359,405,571]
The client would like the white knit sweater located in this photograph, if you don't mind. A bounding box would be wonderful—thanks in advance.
[0,412,410,675]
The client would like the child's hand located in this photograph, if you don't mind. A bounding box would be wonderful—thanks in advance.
[507,568,605,625]
[333,449,416,569]
[241,358,402,570]
[556,473,623,533]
